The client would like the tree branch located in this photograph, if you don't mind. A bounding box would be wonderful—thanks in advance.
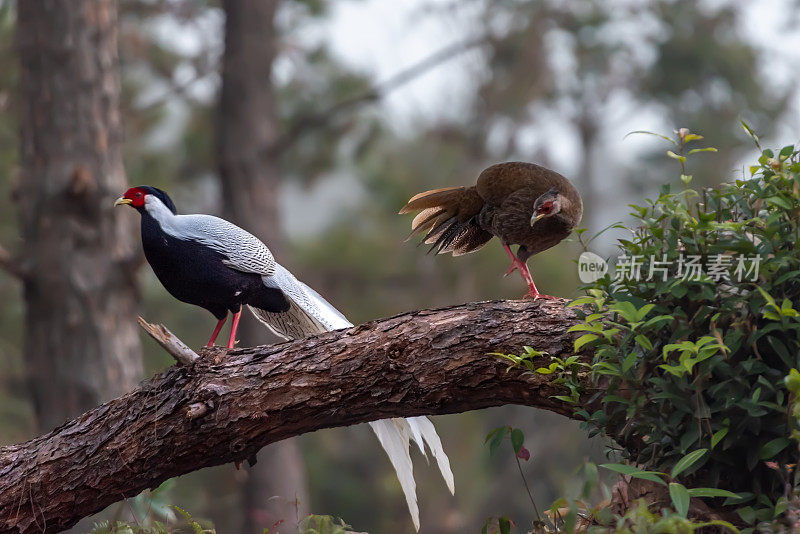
[0,299,589,534]
[270,35,488,154]
[137,316,200,365]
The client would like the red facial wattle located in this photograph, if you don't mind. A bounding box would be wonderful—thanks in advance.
[122,187,147,208]
[537,201,554,216]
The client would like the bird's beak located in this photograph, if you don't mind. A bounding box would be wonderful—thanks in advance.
[530,213,545,226]
[114,197,132,207]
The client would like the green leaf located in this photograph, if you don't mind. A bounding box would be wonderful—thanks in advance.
[498,516,511,534]
[600,463,640,475]
[624,130,678,145]
[627,471,669,486]
[485,426,506,457]
[622,352,637,374]
[711,428,729,449]
[599,464,666,485]
[610,301,638,323]
[759,438,791,459]
[766,196,791,209]
[671,448,707,478]
[738,506,757,525]
[683,133,704,142]
[534,362,558,374]
[574,334,598,351]
[740,120,760,146]
[667,150,687,163]
[510,428,524,454]
[785,369,800,395]
[553,394,577,403]
[669,483,690,517]
[581,462,598,500]
[635,304,656,321]
[756,286,778,308]
[686,487,739,498]
[688,147,718,155]
[634,335,653,351]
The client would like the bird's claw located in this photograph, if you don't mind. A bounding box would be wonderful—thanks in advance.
[504,259,525,277]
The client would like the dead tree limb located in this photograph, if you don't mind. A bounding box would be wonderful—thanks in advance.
[0,299,590,534]
[137,316,200,365]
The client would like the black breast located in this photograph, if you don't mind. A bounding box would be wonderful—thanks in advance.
[140,214,289,319]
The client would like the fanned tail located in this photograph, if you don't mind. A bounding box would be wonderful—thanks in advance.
[249,263,454,531]
[399,186,492,256]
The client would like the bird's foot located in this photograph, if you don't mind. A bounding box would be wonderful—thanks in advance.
[504,258,526,277]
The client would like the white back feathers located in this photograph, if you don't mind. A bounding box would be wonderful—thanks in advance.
[249,262,455,530]
[251,264,348,339]
[143,195,276,276]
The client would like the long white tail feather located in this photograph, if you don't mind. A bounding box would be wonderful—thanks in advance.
[408,416,456,495]
[249,261,454,530]
[404,417,428,459]
[369,419,420,531]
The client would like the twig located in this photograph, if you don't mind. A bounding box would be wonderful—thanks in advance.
[515,451,541,522]
[137,316,200,365]
[270,34,489,153]
[134,66,215,112]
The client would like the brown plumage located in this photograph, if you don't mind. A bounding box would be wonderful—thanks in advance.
[400,162,583,298]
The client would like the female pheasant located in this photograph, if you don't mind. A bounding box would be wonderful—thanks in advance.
[400,162,583,298]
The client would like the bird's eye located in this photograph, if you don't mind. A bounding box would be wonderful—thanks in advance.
[135,192,142,198]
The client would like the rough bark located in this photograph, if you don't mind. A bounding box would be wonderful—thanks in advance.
[15,0,143,432]
[0,299,585,534]
[216,1,308,530]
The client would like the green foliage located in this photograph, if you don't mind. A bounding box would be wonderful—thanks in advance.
[596,500,739,534]
[569,128,800,520]
[89,509,355,534]
[482,516,513,534]
[89,506,213,534]
[297,514,353,534]
[490,348,590,404]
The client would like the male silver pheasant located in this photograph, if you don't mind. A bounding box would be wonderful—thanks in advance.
[116,185,454,529]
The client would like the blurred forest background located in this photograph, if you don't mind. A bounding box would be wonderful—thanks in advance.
[0,0,799,532]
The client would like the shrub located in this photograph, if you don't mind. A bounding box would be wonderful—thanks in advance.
[571,127,800,525]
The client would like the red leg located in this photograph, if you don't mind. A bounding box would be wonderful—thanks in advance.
[501,244,558,300]
[207,315,227,347]
[502,244,520,276]
[227,307,242,349]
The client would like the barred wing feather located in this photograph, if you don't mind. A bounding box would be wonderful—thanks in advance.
[162,213,276,276]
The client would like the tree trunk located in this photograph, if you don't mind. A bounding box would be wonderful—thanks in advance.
[0,299,584,534]
[217,1,308,530]
[576,106,598,230]
[15,0,143,433]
